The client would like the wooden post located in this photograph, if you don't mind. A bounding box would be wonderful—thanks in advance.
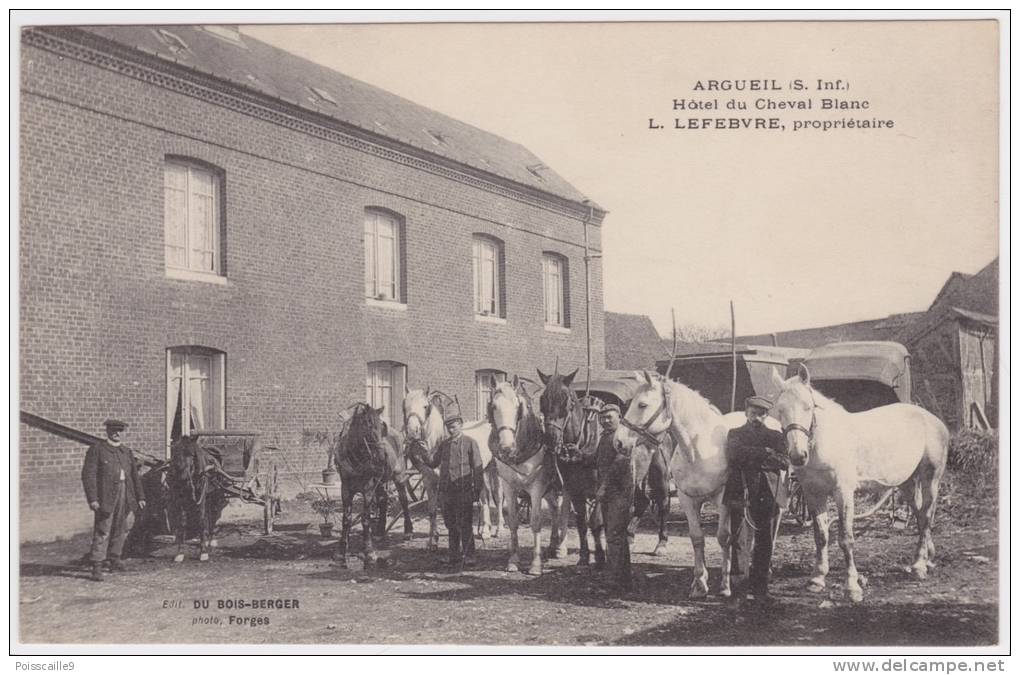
[730,300,737,412]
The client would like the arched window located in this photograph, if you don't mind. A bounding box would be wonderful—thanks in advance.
[542,252,570,328]
[472,234,506,318]
[364,209,405,303]
[166,346,226,455]
[164,158,224,277]
[366,360,407,428]
[475,369,507,419]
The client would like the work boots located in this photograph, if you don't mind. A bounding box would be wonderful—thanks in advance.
[90,562,104,582]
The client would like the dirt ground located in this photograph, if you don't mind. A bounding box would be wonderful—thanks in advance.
[18,470,998,647]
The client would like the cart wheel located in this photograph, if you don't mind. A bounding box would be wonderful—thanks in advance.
[263,463,279,535]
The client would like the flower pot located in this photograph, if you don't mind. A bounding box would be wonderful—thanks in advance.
[322,468,339,485]
[319,523,334,538]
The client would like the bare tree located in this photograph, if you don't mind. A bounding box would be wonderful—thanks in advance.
[675,323,730,343]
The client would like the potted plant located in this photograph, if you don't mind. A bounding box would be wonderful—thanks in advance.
[311,499,342,538]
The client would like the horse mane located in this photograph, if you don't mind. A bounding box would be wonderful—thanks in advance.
[783,377,848,414]
[661,377,723,428]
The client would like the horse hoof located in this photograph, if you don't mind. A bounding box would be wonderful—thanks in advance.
[555,545,568,560]
[808,581,826,593]
[689,585,708,600]
[173,554,185,563]
[719,587,732,598]
[911,566,928,580]
[847,588,864,603]
[527,562,543,576]
[199,553,209,562]
[651,541,667,557]
[403,532,413,542]
[576,557,590,568]
[506,562,519,573]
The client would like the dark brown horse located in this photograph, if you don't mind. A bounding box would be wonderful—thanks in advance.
[538,368,606,568]
[167,436,228,562]
[332,403,413,568]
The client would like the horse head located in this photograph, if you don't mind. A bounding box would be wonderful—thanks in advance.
[772,364,819,467]
[402,386,432,442]
[614,370,673,453]
[339,402,387,473]
[537,367,579,451]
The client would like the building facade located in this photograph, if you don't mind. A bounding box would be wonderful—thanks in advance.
[19,25,606,540]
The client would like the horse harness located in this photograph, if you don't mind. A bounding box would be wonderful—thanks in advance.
[781,386,821,446]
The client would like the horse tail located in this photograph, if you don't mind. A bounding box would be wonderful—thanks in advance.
[856,487,897,518]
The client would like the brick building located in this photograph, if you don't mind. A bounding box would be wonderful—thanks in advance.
[19,25,607,540]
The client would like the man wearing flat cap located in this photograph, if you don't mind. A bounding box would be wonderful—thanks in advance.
[414,401,484,568]
[723,396,789,603]
[595,403,633,589]
[82,419,146,581]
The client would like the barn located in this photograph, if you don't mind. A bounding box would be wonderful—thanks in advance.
[900,259,998,430]
[18,25,607,540]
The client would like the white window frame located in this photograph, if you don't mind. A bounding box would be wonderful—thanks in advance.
[366,361,407,429]
[472,236,502,317]
[364,210,402,303]
[166,347,226,456]
[475,369,507,420]
[542,254,568,328]
[164,160,222,277]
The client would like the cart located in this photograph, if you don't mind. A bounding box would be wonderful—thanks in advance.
[185,430,283,535]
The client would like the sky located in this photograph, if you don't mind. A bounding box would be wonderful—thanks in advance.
[244,20,999,337]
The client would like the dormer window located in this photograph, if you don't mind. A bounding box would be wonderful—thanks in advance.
[308,86,338,106]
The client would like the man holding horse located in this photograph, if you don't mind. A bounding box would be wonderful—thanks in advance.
[81,419,146,582]
[414,402,484,569]
[723,396,789,603]
[595,404,633,590]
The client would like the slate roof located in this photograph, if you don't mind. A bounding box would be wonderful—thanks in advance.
[728,312,924,350]
[65,24,597,209]
[603,311,667,370]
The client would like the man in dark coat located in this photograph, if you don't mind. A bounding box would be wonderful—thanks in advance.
[723,396,789,602]
[595,404,632,590]
[415,403,484,568]
[82,419,146,581]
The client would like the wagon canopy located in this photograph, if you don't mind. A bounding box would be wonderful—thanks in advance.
[653,345,809,412]
[568,370,645,409]
[803,341,912,410]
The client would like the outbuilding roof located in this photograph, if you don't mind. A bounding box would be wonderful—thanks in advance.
[57,24,598,210]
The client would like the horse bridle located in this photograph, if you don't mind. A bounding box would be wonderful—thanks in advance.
[781,386,821,445]
[619,384,672,449]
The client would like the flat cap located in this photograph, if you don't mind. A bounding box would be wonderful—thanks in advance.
[598,404,622,416]
[744,396,773,411]
[103,419,128,431]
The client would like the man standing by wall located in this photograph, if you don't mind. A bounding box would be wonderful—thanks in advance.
[81,419,146,581]
[595,404,633,590]
[415,403,484,569]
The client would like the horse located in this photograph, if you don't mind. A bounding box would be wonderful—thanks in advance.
[629,430,674,557]
[770,365,948,602]
[537,367,606,568]
[614,370,778,598]
[402,387,505,549]
[332,403,414,568]
[167,436,228,563]
[489,377,569,575]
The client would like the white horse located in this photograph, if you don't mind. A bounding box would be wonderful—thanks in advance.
[402,387,504,549]
[489,377,569,575]
[614,370,781,598]
[771,365,948,602]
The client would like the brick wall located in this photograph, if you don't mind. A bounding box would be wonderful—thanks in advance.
[19,38,606,541]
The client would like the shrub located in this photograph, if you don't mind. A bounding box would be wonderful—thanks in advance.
[948,428,998,475]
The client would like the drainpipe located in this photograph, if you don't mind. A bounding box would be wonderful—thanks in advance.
[582,201,598,395]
